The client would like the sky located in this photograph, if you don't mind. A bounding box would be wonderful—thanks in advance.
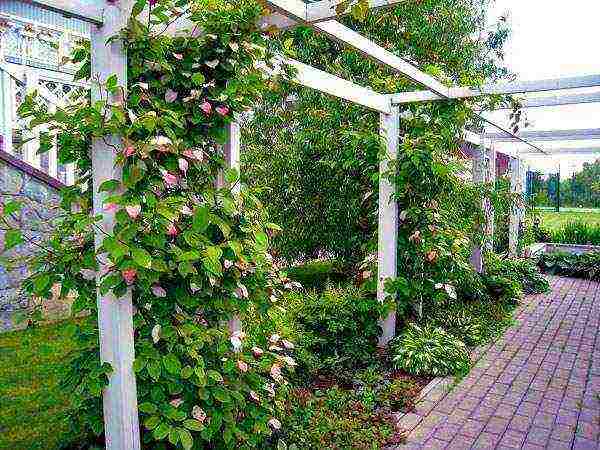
[484,0,600,176]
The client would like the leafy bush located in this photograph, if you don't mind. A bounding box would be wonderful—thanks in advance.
[280,386,395,449]
[538,251,600,280]
[484,253,550,295]
[286,260,349,291]
[391,324,470,377]
[551,221,600,246]
[279,285,383,380]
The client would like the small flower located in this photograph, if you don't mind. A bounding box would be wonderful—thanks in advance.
[215,105,229,116]
[269,334,280,344]
[103,203,118,213]
[265,383,275,397]
[167,222,178,237]
[425,250,438,263]
[165,89,178,103]
[283,356,297,367]
[234,284,248,299]
[251,346,264,357]
[151,284,166,297]
[125,204,141,219]
[237,360,248,372]
[408,230,421,244]
[268,418,281,430]
[151,136,172,146]
[206,59,219,69]
[249,390,260,402]
[181,205,193,216]
[123,145,135,157]
[282,340,294,350]
[162,172,178,186]
[122,268,137,285]
[444,284,457,300]
[200,101,212,114]
[229,42,239,52]
[192,406,207,422]
[269,345,283,352]
[224,259,233,269]
[170,398,183,408]
[270,363,283,382]
[230,335,242,352]
[178,158,189,173]
[151,324,161,343]
[399,210,408,221]
[173,53,183,60]
[191,25,202,38]
[79,269,96,280]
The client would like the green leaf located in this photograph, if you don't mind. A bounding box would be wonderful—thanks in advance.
[153,423,171,440]
[224,168,238,184]
[144,415,160,430]
[207,370,223,382]
[191,73,205,86]
[183,419,205,431]
[178,250,201,262]
[33,274,51,295]
[139,402,158,414]
[163,354,182,375]
[168,428,179,445]
[132,247,152,269]
[4,230,23,250]
[255,232,268,251]
[3,200,23,216]
[103,237,129,260]
[192,206,210,233]
[179,428,194,450]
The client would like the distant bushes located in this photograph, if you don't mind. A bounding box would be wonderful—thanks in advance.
[535,221,600,246]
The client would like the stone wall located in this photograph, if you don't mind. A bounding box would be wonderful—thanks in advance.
[0,153,64,332]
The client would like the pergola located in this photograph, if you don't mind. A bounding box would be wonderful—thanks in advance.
[24,1,600,448]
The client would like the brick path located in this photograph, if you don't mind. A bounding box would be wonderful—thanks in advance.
[395,276,600,450]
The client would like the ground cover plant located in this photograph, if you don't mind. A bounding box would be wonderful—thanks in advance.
[537,209,600,230]
[538,251,600,281]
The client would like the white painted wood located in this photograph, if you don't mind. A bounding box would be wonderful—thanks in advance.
[274,57,392,113]
[314,20,450,97]
[90,2,140,449]
[23,71,41,168]
[483,140,496,253]
[391,74,600,104]
[518,147,600,156]
[486,128,600,142]
[220,121,242,340]
[495,92,600,110]
[264,0,308,22]
[470,145,485,273]
[26,0,104,25]
[306,0,404,22]
[508,157,520,256]
[0,68,12,154]
[65,163,76,186]
[377,106,399,348]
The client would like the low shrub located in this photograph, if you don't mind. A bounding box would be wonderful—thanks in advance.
[278,285,383,381]
[538,251,600,280]
[551,221,600,246]
[484,253,550,295]
[285,260,349,291]
[391,324,470,377]
[280,386,395,449]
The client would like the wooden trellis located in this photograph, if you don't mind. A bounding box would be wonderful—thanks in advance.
[21,1,600,448]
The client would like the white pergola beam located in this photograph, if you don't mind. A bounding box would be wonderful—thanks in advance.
[281,57,391,113]
[518,147,600,156]
[486,128,600,142]
[391,74,600,104]
[26,0,104,25]
[313,20,450,96]
[495,92,600,109]
[306,0,403,22]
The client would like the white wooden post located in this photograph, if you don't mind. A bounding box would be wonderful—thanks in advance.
[470,143,485,273]
[508,156,520,256]
[220,121,242,338]
[377,106,399,348]
[90,2,141,450]
[0,68,11,153]
[23,71,40,168]
[483,140,496,252]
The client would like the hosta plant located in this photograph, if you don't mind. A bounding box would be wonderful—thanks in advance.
[391,324,470,377]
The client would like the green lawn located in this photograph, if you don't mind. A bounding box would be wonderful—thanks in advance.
[537,209,600,230]
[0,321,75,450]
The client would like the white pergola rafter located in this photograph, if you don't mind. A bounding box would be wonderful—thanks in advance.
[486,128,600,142]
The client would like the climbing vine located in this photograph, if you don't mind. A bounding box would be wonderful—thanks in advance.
[2,1,298,449]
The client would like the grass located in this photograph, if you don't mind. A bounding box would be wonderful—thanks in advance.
[0,321,75,450]
[537,209,600,230]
